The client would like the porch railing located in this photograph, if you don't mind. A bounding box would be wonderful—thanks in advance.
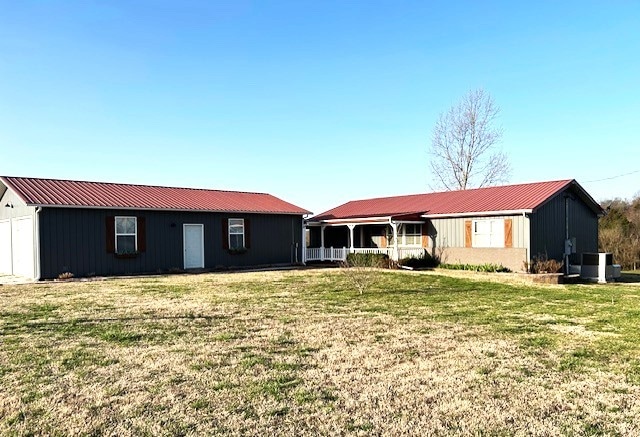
[305,247,427,262]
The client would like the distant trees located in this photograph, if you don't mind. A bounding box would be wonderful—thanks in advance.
[599,195,640,270]
[429,89,511,191]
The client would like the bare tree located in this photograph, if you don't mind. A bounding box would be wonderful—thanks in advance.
[429,89,510,190]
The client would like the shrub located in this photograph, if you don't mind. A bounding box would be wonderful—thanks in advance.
[439,263,511,273]
[399,252,440,269]
[57,272,74,280]
[345,253,390,268]
[525,254,564,274]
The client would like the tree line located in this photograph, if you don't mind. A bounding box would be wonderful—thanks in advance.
[599,195,640,270]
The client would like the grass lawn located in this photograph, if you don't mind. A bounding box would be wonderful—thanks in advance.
[1,269,640,436]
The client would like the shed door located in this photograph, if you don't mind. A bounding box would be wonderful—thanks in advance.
[183,224,204,269]
[12,216,34,278]
[0,220,11,275]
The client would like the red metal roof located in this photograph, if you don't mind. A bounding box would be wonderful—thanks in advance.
[312,180,598,221]
[1,176,310,215]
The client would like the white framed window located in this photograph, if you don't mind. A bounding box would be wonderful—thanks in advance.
[473,219,504,248]
[388,223,422,246]
[115,216,137,254]
[229,218,245,250]
[403,224,421,246]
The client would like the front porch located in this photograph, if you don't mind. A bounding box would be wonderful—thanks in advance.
[304,216,433,262]
[305,246,427,262]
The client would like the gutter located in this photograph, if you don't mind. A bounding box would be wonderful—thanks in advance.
[422,209,533,219]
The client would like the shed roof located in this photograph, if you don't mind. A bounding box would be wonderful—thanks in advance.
[0,176,310,215]
[312,179,602,221]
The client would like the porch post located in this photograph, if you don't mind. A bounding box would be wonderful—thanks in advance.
[391,222,398,261]
[320,225,326,261]
[347,224,356,252]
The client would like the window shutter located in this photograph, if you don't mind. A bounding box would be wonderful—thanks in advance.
[464,220,472,248]
[106,216,115,253]
[504,218,513,248]
[380,228,387,248]
[421,223,429,248]
[137,217,146,252]
[222,218,229,250]
[244,218,251,249]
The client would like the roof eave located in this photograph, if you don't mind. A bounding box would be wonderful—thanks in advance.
[28,203,309,215]
[422,209,534,219]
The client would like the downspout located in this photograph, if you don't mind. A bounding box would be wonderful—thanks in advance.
[34,206,42,281]
[522,211,528,271]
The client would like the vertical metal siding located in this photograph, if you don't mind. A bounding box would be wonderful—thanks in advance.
[529,191,598,263]
[38,208,303,279]
[0,188,36,221]
[0,187,38,278]
[430,215,527,249]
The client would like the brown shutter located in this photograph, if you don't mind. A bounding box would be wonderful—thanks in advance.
[464,220,472,248]
[106,216,115,253]
[244,218,251,249]
[421,223,429,248]
[137,217,146,252]
[222,218,229,250]
[504,218,513,248]
[380,228,387,248]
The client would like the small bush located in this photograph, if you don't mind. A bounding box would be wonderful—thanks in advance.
[439,263,511,273]
[525,254,564,274]
[57,272,74,280]
[345,253,390,268]
[399,252,440,269]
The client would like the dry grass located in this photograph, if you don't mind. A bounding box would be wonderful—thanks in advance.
[1,269,640,435]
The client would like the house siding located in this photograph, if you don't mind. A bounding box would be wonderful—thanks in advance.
[427,215,529,272]
[529,192,599,264]
[0,187,36,221]
[0,187,38,277]
[38,207,303,279]
[430,215,528,249]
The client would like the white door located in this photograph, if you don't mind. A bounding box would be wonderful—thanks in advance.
[0,220,11,275]
[12,216,34,278]
[183,224,204,269]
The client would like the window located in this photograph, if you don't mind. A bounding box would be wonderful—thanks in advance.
[228,218,245,250]
[115,216,137,254]
[388,223,422,246]
[403,224,421,246]
[473,219,504,248]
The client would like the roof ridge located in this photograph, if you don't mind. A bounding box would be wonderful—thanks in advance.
[1,175,271,196]
[341,179,575,204]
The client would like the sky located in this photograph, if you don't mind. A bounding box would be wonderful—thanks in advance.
[1,1,639,215]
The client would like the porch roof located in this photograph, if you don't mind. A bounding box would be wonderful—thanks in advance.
[310,179,602,222]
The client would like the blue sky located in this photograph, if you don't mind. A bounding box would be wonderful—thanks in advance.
[1,1,638,214]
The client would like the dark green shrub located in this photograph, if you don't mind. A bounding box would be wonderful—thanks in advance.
[399,252,440,268]
[345,253,389,268]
